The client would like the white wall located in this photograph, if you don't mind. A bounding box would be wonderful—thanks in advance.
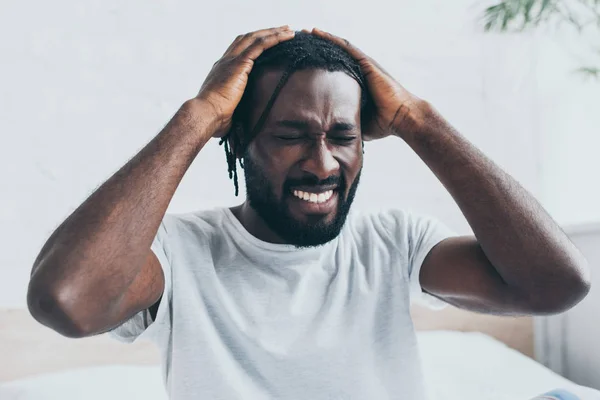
[536,28,600,226]
[0,0,584,308]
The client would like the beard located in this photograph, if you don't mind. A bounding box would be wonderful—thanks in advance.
[242,153,361,249]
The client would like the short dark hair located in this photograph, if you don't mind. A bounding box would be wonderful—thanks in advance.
[220,31,370,196]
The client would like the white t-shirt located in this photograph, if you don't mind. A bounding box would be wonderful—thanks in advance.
[110,207,453,399]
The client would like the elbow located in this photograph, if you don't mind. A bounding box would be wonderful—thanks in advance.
[559,256,593,311]
[525,260,592,315]
[567,266,592,309]
[27,278,96,339]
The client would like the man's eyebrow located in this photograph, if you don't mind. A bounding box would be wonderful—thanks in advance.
[275,120,311,131]
[274,120,357,132]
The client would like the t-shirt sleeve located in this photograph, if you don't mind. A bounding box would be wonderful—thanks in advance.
[107,218,173,344]
[407,212,455,310]
[382,209,455,310]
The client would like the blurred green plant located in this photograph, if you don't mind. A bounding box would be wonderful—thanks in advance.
[482,0,600,78]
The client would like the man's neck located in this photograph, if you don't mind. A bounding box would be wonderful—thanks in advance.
[230,202,287,244]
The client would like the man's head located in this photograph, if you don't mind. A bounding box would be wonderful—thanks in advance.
[221,31,371,248]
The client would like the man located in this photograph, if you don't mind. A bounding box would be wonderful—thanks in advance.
[27,26,591,399]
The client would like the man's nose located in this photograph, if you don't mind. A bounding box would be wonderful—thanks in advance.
[300,137,340,181]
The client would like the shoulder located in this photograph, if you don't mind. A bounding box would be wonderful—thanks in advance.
[151,208,235,269]
[342,208,412,250]
[159,207,229,245]
[345,208,451,246]
[345,208,412,237]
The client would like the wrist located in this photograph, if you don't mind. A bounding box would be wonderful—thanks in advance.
[180,98,223,141]
[392,99,435,141]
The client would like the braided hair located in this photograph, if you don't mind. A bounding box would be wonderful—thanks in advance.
[220,31,371,196]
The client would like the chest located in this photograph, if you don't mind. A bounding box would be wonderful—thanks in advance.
[173,248,413,354]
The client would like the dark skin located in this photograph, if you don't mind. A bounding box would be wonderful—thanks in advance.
[27,26,590,340]
[230,68,363,242]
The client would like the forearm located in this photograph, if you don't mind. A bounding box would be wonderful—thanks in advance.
[28,99,215,317]
[401,102,590,308]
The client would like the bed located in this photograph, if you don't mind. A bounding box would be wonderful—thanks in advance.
[2,308,599,400]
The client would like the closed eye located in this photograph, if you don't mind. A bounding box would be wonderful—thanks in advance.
[330,136,357,143]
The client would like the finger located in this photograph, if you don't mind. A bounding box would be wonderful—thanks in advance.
[311,28,367,61]
[228,25,292,56]
[240,29,296,61]
[225,26,289,55]
[312,27,393,76]
[223,34,245,55]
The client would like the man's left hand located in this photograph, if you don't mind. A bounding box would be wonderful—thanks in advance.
[308,27,427,141]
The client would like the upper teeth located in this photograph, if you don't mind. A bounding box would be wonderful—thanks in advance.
[292,190,334,204]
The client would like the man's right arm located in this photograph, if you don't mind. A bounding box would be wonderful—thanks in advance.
[26,26,295,339]
[27,99,216,338]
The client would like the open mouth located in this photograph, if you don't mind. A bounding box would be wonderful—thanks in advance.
[291,189,335,204]
[287,186,339,216]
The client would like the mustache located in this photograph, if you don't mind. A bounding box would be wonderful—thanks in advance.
[284,175,342,189]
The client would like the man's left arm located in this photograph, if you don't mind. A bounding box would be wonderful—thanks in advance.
[309,27,591,316]
[404,103,590,316]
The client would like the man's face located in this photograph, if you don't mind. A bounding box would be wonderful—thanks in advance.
[242,68,364,248]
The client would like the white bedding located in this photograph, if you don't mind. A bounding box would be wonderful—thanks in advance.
[2,331,598,400]
[418,331,600,400]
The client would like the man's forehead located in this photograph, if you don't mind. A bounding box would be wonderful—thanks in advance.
[251,69,362,128]
[254,68,361,100]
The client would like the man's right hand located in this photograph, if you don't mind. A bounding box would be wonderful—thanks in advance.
[195,25,295,138]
